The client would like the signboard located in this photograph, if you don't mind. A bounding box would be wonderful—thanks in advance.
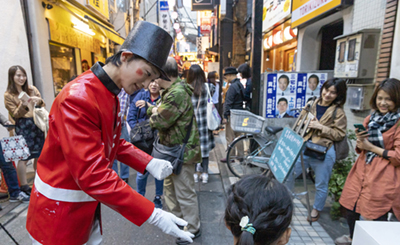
[86,0,109,19]
[268,127,304,183]
[265,72,328,118]
[192,0,214,11]
[199,11,212,36]
[291,0,342,28]
[262,0,292,32]
[159,1,170,32]
[197,37,203,55]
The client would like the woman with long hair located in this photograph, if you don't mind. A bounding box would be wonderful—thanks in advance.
[335,78,400,245]
[225,175,293,245]
[287,78,347,222]
[4,65,46,195]
[187,65,215,183]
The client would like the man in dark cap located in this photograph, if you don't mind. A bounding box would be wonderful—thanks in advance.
[220,67,245,163]
[26,21,194,245]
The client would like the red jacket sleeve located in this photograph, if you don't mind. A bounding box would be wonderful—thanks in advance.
[57,95,154,226]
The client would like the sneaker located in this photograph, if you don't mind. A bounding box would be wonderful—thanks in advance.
[153,195,163,209]
[9,191,30,203]
[193,173,199,183]
[335,235,352,245]
[196,163,203,172]
[20,185,32,196]
[176,229,201,245]
[201,173,208,183]
[220,158,227,163]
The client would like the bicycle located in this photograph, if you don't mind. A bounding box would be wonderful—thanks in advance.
[226,109,284,178]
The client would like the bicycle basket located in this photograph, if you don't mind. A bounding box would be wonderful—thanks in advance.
[230,109,265,134]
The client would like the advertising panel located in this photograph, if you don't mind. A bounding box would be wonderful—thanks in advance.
[199,11,212,36]
[86,0,109,19]
[291,0,342,28]
[159,1,170,32]
[262,0,292,32]
[265,72,328,118]
[192,0,214,11]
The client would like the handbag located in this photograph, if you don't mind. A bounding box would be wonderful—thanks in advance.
[151,116,194,175]
[130,105,155,154]
[33,103,49,136]
[304,141,327,161]
[0,135,31,162]
[332,107,349,161]
[205,83,221,130]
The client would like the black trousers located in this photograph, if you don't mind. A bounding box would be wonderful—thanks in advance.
[346,207,391,238]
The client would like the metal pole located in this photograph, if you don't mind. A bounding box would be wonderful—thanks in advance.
[301,153,312,225]
[250,0,263,115]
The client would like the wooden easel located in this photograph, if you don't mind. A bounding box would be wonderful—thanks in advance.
[291,103,314,225]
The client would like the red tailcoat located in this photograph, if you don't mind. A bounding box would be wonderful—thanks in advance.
[26,68,154,244]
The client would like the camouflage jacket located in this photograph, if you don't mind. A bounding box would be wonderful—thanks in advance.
[148,78,201,164]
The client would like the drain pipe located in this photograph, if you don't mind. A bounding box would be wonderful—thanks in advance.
[20,0,36,86]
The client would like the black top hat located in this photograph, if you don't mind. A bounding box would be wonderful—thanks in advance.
[120,21,173,81]
[223,67,238,75]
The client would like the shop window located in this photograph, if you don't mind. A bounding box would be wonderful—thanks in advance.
[338,41,346,63]
[49,43,77,97]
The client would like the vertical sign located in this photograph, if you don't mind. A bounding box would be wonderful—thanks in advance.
[199,11,212,36]
[159,1,170,32]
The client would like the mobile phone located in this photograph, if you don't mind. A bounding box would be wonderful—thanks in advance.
[354,124,367,132]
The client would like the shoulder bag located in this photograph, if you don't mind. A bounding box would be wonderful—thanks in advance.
[332,106,349,161]
[151,116,194,175]
[0,135,31,162]
[304,141,327,161]
[130,104,155,154]
[33,103,49,137]
[205,83,221,130]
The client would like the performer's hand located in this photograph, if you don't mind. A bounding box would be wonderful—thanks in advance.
[147,208,194,243]
[146,158,173,180]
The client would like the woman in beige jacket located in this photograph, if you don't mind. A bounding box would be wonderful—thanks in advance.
[4,65,45,195]
[287,78,347,222]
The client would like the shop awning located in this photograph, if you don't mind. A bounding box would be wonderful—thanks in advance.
[207,45,219,55]
[85,15,125,45]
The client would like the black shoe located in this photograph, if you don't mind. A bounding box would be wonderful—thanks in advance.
[153,195,163,209]
[20,185,32,196]
[0,204,2,211]
[122,178,129,183]
[176,230,201,245]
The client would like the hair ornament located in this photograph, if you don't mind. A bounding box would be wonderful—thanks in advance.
[240,216,256,235]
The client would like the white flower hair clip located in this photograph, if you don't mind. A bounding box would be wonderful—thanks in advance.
[240,216,256,235]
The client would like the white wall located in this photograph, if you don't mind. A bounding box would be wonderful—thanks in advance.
[390,7,400,80]
[27,0,55,110]
[0,1,32,138]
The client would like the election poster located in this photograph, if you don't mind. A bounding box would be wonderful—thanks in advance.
[265,72,328,118]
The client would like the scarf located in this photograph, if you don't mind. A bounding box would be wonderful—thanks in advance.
[366,110,400,164]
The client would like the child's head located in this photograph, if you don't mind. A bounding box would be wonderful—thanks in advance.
[224,175,293,245]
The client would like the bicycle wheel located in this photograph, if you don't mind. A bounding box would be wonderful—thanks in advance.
[226,135,271,178]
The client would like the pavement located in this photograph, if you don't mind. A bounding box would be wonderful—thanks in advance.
[0,129,348,245]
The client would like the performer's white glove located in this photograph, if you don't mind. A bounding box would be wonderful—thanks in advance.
[146,158,173,180]
[147,208,194,243]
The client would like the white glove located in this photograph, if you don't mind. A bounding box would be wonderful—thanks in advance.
[147,208,194,243]
[146,158,173,180]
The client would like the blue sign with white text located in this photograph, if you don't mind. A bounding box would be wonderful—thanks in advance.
[160,1,169,11]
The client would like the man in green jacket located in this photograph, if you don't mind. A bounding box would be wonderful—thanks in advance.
[148,57,201,245]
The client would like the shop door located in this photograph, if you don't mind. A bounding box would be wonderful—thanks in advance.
[319,20,343,70]
[49,43,77,97]
[284,48,296,72]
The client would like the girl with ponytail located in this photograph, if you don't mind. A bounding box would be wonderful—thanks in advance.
[224,175,293,245]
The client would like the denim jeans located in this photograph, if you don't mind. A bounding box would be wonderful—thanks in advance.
[112,125,130,179]
[286,145,336,211]
[136,171,164,197]
[0,144,20,198]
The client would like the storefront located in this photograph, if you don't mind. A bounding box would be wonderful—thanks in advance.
[262,0,297,72]
[291,0,353,72]
[43,1,124,96]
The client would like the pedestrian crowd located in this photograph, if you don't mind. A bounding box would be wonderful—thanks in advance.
[0,20,399,245]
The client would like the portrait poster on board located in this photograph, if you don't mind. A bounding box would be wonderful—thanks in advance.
[265,73,327,118]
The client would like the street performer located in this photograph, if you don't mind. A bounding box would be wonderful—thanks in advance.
[26,21,194,245]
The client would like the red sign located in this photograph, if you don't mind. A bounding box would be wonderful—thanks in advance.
[200,11,212,36]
